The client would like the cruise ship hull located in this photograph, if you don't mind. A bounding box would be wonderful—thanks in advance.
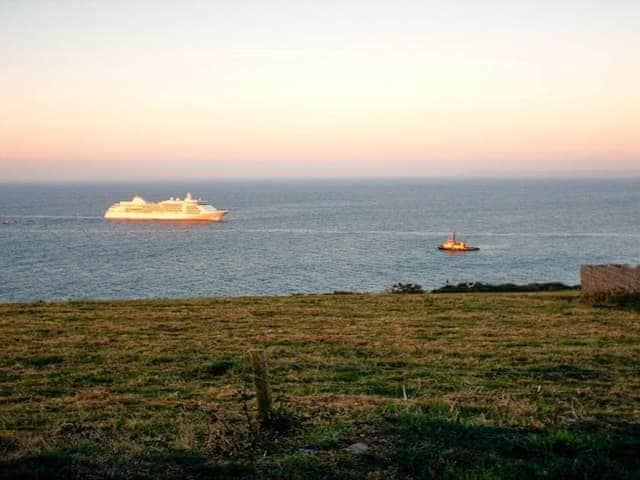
[104,210,228,222]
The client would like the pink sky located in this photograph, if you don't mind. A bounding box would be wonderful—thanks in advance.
[1,1,639,180]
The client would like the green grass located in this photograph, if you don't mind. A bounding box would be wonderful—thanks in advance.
[1,291,639,479]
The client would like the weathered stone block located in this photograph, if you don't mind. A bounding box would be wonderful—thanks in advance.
[580,264,640,297]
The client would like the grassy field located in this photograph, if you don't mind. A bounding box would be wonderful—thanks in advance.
[1,291,639,479]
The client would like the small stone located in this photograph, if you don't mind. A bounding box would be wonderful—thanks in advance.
[297,448,315,455]
[345,442,369,455]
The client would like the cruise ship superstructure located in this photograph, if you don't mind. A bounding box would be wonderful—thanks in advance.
[104,193,228,222]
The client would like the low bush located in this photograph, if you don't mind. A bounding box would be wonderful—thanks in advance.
[389,283,425,294]
[581,290,640,307]
[432,282,577,293]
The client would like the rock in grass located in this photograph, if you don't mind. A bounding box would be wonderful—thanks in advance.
[345,442,369,455]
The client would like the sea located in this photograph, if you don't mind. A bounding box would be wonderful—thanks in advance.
[1,178,638,302]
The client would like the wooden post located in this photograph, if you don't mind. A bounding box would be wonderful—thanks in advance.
[249,349,272,425]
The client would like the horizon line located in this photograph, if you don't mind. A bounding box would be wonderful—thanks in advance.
[2,172,640,184]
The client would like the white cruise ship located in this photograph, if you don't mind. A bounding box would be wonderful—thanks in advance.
[104,193,228,222]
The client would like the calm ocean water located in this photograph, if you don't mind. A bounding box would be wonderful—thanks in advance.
[1,179,638,302]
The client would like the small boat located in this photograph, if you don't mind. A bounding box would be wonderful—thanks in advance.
[438,232,479,252]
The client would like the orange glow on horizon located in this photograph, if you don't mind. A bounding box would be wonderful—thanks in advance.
[1,2,639,180]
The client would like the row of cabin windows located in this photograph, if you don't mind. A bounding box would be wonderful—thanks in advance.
[123,205,202,214]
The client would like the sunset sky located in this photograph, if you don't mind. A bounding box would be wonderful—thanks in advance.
[1,0,639,181]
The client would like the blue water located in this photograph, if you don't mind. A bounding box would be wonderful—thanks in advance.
[1,179,638,302]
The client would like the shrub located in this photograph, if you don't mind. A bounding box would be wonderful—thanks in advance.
[389,283,425,294]
[581,289,640,307]
[432,282,576,294]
